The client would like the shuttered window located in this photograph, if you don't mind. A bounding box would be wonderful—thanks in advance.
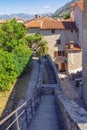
[54,51,58,57]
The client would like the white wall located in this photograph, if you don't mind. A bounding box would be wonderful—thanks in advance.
[67,51,82,73]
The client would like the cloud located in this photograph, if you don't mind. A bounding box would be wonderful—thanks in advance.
[44,5,50,9]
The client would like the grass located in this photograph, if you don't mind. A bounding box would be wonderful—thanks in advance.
[0,67,32,120]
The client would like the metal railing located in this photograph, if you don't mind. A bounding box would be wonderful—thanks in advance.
[0,91,41,130]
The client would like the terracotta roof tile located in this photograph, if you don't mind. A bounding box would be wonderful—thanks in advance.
[0,20,6,24]
[25,16,77,30]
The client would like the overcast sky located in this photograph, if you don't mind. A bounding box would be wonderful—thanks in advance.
[0,0,71,15]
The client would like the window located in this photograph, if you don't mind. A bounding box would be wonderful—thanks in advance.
[56,39,61,44]
[58,51,62,56]
[51,29,55,33]
[58,51,65,56]
[62,51,65,56]
[54,51,58,57]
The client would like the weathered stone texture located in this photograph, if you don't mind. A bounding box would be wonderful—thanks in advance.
[82,0,87,105]
[55,89,87,130]
[29,29,78,58]
[67,51,82,73]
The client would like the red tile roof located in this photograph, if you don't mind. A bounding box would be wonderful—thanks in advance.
[25,16,77,30]
[0,20,6,24]
[70,1,83,11]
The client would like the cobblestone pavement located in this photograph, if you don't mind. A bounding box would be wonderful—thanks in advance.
[58,72,87,110]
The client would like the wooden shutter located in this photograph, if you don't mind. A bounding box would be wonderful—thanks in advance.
[54,51,58,57]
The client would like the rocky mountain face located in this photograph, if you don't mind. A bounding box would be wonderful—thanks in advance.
[52,0,79,17]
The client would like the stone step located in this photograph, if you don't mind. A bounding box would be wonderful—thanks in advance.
[28,94,61,130]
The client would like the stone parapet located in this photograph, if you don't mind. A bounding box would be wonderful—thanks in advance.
[55,89,87,130]
[36,57,45,88]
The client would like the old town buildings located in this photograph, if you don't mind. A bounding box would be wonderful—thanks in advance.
[25,15,82,73]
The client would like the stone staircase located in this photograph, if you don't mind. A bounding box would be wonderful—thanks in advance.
[28,94,62,130]
[28,59,63,130]
[0,56,64,130]
[45,60,57,84]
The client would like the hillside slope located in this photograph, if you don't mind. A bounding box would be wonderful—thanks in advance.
[52,0,79,17]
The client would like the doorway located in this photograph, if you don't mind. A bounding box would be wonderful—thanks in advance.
[61,62,66,70]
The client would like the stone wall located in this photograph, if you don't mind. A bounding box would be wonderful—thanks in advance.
[67,50,82,73]
[29,28,78,72]
[82,0,87,106]
[29,29,78,58]
[55,89,87,130]
[74,5,83,48]
[41,29,78,58]
[36,57,45,88]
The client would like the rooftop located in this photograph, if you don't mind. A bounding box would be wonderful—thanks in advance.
[0,20,6,24]
[25,16,77,30]
[66,43,82,51]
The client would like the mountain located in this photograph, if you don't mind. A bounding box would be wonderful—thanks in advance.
[0,13,52,20]
[52,0,79,17]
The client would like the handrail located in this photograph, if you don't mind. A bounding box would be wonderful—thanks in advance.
[0,91,41,130]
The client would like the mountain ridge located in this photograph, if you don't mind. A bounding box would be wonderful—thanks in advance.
[53,0,79,17]
[0,0,80,20]
[0,13,52,20]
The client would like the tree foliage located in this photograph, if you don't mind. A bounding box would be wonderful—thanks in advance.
[0,19,27,52]
[0,19,48,91]
[0,19,32,91]
[25,33,48,57]
[64,12,70,19]
[25,33,42,48]
[36,40,48,57]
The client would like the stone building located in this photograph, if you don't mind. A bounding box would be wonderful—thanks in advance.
[70,0,83,48]
[82,0,87,105]
[66,41,82,73]
[25,15,82,73]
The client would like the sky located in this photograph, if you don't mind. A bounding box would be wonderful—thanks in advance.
[0,0,71,15]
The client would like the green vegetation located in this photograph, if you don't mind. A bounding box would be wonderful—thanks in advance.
[0,19,32,91]
[26,33,48,57]
[36,40,48,57]
[0,19,48,91]
[64,12,70,19]
[52,14,63,18]
[25,33,42,48]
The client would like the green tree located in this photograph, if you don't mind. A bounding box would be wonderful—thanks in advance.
[0,18,27,52]
[64,12,70,19]
[25,33,42,48]
[0,19,32,91]
[36,40,48,57]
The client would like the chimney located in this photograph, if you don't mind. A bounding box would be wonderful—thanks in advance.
[69,41,74,49]
[35,14,40,19]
